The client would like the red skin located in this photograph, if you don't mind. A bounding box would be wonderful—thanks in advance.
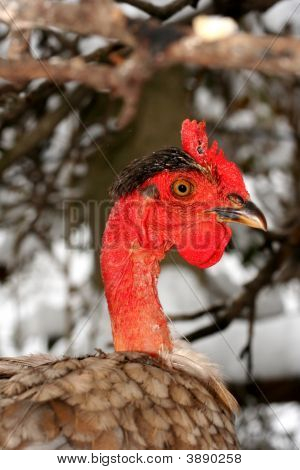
[101,120,249,355]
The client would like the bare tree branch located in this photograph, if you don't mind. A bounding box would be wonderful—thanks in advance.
[170,304,224,321]
[0,57,118,91]
[240,302,256,375]
[0,47,151,134]
[1,31,300,101]
[229,377,300,405]
[165,32,300,79]
[2,25,300,172]
[0,0,133,44]
[0,86,88,174]
[212,0,281,18]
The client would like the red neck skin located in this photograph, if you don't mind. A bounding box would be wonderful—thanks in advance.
[100,196,173,356]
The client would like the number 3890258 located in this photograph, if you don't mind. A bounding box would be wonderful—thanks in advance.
[186,453,242,464]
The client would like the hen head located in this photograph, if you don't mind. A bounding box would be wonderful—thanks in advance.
[111,119,267,269]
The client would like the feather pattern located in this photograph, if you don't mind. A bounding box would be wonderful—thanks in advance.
[0,346,238,450]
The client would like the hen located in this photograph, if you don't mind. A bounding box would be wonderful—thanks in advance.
[0,119,266,450]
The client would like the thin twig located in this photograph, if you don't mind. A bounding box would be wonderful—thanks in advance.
[170,303,224,321]
[240,302,256,375]
[0,86,89,174]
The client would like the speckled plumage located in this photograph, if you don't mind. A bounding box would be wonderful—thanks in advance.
[0,346,238,450]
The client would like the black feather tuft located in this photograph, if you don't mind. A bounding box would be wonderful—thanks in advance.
[110,147,202,199]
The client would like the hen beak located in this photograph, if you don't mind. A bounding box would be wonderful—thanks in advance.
[208,200,267,231]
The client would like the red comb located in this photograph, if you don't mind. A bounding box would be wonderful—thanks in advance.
[181,119,249,197]
[181,119,226,167]
[181,119,208,161]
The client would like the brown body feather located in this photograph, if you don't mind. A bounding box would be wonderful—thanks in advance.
[0,346,238,450]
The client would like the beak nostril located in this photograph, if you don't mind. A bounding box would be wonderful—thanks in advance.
[227,193,245,207]
[207,200,267,232]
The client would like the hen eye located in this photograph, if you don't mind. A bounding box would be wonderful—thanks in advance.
[228,193,245,207]
[172,179,193,197]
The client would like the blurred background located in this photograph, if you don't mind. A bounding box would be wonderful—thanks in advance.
[0,0,300,449]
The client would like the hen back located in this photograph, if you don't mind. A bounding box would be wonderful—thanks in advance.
[0,347,238,450]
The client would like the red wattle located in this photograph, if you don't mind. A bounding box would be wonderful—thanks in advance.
[176,222,232,269]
